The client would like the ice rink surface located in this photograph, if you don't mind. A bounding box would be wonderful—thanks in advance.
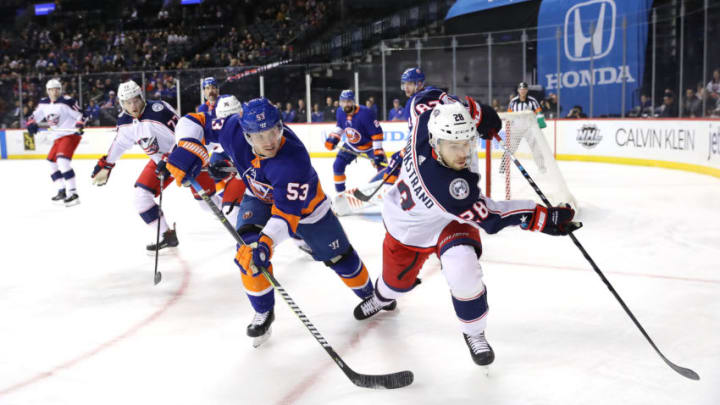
[0,157,718,405]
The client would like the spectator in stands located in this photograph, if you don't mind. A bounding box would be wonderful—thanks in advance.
[566,105,587,119]
[323,96,336,122]
[84,99,101,126]
[368,96,379,117]
[296,98,307,123]
[706,68,720,107]
[684,88,702,118]
[541,93,558,118]
[656,90,678,118]
[99,90,119,125]
[282,102,296,123]
[311,103,323,122]
[388,98,404,121]
[491,98,502,113]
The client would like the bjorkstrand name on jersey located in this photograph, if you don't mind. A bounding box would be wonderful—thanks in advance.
[402,143,434,209]
[615,127,695,151]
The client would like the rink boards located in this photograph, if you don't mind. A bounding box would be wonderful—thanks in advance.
[1,119,719,178]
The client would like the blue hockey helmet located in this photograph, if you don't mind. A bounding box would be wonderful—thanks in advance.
[240,98,282,133]
[339,89,355,102]
[401,67,425,83]
[202,77,218,88]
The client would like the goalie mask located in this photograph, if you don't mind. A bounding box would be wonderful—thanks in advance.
[427,102,477,170]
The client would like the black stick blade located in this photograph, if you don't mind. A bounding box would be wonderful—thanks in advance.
[352,189,373,202]
[154,271,162,285]
[665,359,700,380]
[349,370,414,389]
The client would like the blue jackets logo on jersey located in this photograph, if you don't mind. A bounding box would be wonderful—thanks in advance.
[139,136,159,155]
[449,178,470,199]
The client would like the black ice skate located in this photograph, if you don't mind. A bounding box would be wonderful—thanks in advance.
[247,309,275,348]
[353,293,397,320]
[63,193,80,207]
[51,189,66,203]
[146,226,179,254]
[463,332,495,366]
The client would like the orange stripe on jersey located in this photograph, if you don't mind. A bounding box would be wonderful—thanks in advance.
[384,175,397,184]
[178,140,210,166]
[186,112,207,127]
[353,142,372,151]
[334,174,346,182]
[371,133,384,141]
[271,205,301,233]
[301,183,326,216]
[241,264,273,293]
[340,265,370,289]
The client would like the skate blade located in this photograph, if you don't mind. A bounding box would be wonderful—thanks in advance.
[145,247,178,257]
[64,199,81,207]
[252,326,272,348]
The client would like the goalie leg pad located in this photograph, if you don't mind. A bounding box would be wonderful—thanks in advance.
[379,232,433,296]
[441,245,488,336]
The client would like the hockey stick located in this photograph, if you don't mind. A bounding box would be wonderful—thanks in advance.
[152,174,164,285]
[339,146,388,167]
[493,134,700,381]
[188,178,414,389]
[352,175,388,202]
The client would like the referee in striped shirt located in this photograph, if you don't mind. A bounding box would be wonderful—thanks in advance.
[508,82,541,114]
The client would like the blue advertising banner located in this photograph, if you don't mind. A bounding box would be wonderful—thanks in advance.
[537,0,651,117]
[445,0,533,20]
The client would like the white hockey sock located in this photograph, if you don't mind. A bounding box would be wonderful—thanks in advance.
[149,215,170,235]
[49,160,65,190]
[57,157,77,195]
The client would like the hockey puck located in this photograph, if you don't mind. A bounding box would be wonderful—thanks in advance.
[154,271,162,285]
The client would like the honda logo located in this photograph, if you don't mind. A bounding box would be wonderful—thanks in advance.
[564,0,616,62]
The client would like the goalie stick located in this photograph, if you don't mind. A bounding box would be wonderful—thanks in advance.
[493,134,700,381]
[188,178,414,389]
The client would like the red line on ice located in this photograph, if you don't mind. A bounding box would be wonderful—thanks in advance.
[0,259,192,397]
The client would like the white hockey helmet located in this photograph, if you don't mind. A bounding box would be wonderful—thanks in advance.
[46,79,62,90]
[117,80,144,103]
[427,102,476,149]
[216,95,242,118]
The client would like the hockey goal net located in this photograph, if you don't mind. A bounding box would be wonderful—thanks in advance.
[484,111,577,210]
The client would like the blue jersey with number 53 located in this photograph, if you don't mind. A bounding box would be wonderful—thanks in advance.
[216,116,330,244]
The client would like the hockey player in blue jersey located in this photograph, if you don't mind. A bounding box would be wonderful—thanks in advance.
[353,101,576,367]
[165,97,388,347]
[324,89,387,192]
[197,77,220,118]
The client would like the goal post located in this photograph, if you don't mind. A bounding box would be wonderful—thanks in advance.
[485,111,578,210]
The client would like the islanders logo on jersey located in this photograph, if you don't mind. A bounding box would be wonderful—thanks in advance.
[344,127,363,145]
[246,176,274,203]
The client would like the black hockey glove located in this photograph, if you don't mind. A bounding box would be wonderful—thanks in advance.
[155,154,171,180]
[208,159,233,182]
[525,204,576,236]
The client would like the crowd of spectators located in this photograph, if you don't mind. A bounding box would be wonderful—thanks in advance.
[0,0,337,127]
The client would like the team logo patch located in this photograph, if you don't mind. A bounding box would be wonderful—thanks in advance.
[432,109,441,117]
[345,127,362,144]
[242,211,253,220]
[152,103,164,112]
[449,178,470,199]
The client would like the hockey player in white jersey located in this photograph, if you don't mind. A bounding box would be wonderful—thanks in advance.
[353,101,576,367]
[90,80,216,252]
[26,78,86,206]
